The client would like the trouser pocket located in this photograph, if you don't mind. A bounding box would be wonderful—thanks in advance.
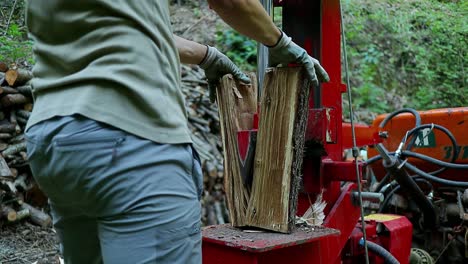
[190,145,203,200]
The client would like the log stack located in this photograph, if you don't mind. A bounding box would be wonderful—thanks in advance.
[0,63,231,227]
[0,63,52,228]
[180,64,230,225]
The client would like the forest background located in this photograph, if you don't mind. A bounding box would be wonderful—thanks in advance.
[0,0,466,121]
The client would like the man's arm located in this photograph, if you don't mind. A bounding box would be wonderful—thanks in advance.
[174,34,251,102]
[207,0,329,85]
[174,35,208,65]
[207,0,281,46]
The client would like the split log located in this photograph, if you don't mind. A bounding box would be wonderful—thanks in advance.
[5,68,33,87]
[0,62,8,73]
[21,203,52,227]
[246,67,311,233]
[1,93,30,108]
[217,73,257,226]
[2,205,17,222]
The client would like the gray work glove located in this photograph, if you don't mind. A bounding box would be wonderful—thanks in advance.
[268,32,330,86]
[199,46,251,102]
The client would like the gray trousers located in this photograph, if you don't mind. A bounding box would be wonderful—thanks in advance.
[25,115,203,264]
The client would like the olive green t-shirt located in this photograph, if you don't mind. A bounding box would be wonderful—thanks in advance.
[26,0,192,144]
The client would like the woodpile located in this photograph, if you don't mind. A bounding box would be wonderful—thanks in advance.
[0,63,230,227]
[0,63,52,228]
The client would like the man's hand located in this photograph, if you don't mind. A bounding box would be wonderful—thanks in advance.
[268,32,330,86]
[199,46,251,102]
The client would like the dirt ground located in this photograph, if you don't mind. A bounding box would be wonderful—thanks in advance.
[1,2,220,264]
[0,223,60,264]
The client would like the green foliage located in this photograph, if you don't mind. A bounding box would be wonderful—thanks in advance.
[216,29,257,71]
[0,23,34,65]
[344,0,467,113]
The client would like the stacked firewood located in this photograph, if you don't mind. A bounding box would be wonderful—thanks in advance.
[181,64,230,225]
[0,62,52,228]
[0,62,229,227]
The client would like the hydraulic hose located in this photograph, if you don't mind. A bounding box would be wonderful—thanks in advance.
[378,178,433,213]
[379,108,421,150]
[404,162,468,188]
[377,144,437,228]
[401,151,468,170]
[359,238,400,264]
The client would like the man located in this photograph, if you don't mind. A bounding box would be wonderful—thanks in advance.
[25,0,329,263]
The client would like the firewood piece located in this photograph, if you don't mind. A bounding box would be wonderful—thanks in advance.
[21,203,52,227]
[16,85,33,98]
[214,201,226,224]
[5,68,33,87]
[0,62,8,73]
[15,208,30,221]
[0,156,11,177]
[2,141,26,156]
[8,134,25,144]
[10,168,18,178]
[0,133,12,140]
[14,174,29,191]
[217,73,257,226]
[0,94,30,108]
[1,180,17,194]
[10,111,21,134]
[246,67,311,233]
[0,141,8,151]
[0,86,19,95]
[16,110,31,120]
[2,205,17,222]
[206,203,217,226]
[16,116,28,126]
[23,103,33,112]
[0,123,15,133]
[189,116,210,126]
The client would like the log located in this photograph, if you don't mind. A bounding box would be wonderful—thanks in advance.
[0,93,30,108]
[1,205,17,222]
[0,86,19,95]
[15,208,30,221]
[0,123,15,133]
[0,141,8,151]
[0,133,13,139]
[5,68,33,87]
[0,155,12,177]
[16,110,31,120]
[16,85,33,98]
[23,103,34,112]
[2,141,27,156]
[217,73,257,226]
[246,67,311,233]
[0,62,8,73]
[21,203,52,227]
